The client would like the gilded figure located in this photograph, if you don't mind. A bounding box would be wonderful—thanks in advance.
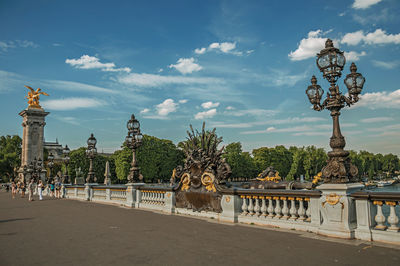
[24,85,49,108]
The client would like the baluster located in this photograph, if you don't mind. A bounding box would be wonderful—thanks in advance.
[297,198,305,221]
[254,196,261,217]
[273,197,282,219]
[386,201,399,231]
[260,197,267,217]
[248,196,255,216]
[289,197,297,220]
[267,197,274,218]
[281,197,289,220]
[305,198,311,222]
[374,201,387,230]
[241,196,248,215]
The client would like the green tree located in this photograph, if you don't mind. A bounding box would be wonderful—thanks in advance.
[223,142,257,179]
[0,135,22,182]
[252,146,293,179]
[287,147,306,181]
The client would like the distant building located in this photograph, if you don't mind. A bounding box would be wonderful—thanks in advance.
[44,138,64,161]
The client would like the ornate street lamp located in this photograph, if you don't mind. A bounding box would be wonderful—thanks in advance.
[86,133,97,183]
[125,114,143,183]
[47,153,54,183]
[306,39,365,183]
[26,157,43,183]
[63,145,70,184]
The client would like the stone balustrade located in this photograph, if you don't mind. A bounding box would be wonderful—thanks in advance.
[352,191,400,244]
[232,189,320,232]
[60,183,400,245]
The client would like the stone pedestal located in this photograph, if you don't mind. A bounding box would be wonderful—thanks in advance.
[18,107,49,182]
[164,191,175,214]
[220,194,241,223]
[126,183,137,208]
[317,183,364,239]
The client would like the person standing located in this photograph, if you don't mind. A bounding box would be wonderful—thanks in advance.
[37,180,44,200]
[28,179,34,201]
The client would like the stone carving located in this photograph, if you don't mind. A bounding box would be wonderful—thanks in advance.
[171,123,231,212]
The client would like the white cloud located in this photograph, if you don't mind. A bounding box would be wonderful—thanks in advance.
[41,97,105,110]
[169,57,202,74]
[344,51,366,61]
[195,108,217,120]
[156,99,177,116]
[361,117,394,123]
[352,0,382,9]
[212,116,326,129]
[372,60,399,69]
[241,125,312,135]
[140,108,150,114]
[118,73,222,88]
[226,108,277,117]
[0,40,38,52]
[65,55,131,73]
[179,99,188,104]
[201,101,220,109]
[226,106,235,110]
[289,30,328,61]
[341,29,400,46]
[194,47,206,54]
[355,90,400,109]
[42,79,115,94]
[194,41,242,56]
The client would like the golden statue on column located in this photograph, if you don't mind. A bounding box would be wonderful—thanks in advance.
[24,85,49,108]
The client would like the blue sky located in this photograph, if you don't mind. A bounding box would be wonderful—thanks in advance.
[0,0,399,155]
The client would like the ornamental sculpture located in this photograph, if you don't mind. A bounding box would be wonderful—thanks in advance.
[171,123,231,212]
[306,39,365,184]
[24,85,49,108]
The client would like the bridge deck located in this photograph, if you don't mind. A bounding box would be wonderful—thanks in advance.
[1,191,399,266]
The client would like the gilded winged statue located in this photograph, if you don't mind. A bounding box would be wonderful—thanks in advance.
[24,85,49,108]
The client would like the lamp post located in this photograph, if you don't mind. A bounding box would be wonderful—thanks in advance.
[26,157,43,183]
[306,39,365,183]
[47,153,54,183]
[86,133,97,183]
[63,145,70,184]
[125,114,143,183]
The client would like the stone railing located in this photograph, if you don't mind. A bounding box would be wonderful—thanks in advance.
[352,191,400,244]
[61,183,400,245]
[220,189,321,232]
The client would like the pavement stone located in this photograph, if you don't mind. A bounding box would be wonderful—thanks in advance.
[1,191,400,266]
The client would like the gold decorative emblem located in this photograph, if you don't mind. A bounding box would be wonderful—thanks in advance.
[201,172,216,192]
[256,171,281,183]
[166,192,171,198]
[312,172,322,185]
[322,193,343,208]
[225,196,231,203]
[180,173,191,191]
[25,85,49,108]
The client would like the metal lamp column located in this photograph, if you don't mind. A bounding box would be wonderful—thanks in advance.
[306,39,365,183]
[63,145,70,184]
[125,114,143,183]
[86,134,97,183]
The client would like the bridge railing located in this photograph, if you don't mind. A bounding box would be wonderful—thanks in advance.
[352,191,400,244]
[61,183,400,245]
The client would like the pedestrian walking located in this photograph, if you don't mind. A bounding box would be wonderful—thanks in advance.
[50,181,55,198]
[11,181,16,199]
[37,180,44,200]
[28,179,34,201]
[20,182,26,198]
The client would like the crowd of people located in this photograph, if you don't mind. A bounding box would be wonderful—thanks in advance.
[4,179,63,201]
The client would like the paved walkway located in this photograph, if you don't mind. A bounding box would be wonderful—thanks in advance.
[1,191,400,266]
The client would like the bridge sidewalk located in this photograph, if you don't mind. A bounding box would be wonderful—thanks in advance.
[0,191,399,266]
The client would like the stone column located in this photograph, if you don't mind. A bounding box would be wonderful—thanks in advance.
[126,184,137,208]
[221,193,241,223]
[317,183,364,239]
[164,191,175,214]
[18,107,49,182]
